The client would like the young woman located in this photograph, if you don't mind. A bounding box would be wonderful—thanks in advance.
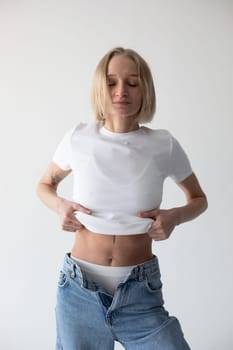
[37,47,207,349]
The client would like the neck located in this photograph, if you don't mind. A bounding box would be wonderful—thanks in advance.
[103,116,140,133]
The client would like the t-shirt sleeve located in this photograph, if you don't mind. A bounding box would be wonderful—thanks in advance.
[167,132,193,183]
[52,127,75,170]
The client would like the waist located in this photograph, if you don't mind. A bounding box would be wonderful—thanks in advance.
[71,228,153,266]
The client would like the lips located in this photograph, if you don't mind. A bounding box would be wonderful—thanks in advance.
[113,101,130,105]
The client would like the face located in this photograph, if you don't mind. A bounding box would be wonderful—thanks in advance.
[106,55,142,119]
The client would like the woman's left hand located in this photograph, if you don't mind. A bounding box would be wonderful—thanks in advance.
[138,208,178,241]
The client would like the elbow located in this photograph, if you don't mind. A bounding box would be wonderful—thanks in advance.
[36,182,42,199]
[203,194,208,212]
[36,181,47,200]
[199,193,208,214]
[187,193,208,215]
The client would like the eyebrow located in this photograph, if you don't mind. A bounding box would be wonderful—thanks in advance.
[107,74,139,77]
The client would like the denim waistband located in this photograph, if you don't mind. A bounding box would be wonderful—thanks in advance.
[61,252,160,288]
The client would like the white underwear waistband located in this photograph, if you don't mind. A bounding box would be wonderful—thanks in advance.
[71,255,137,295]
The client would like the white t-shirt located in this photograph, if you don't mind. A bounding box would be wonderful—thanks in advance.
[52,120,193,235]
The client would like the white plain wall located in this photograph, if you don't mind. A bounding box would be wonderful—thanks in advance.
[0,1,232,349]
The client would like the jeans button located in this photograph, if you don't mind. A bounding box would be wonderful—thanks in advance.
[70,271,75,278]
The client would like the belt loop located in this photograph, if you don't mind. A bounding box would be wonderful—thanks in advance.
[138,265,144,282]
[70,261,76,279]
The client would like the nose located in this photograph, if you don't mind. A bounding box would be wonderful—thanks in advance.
[114,82,128,97]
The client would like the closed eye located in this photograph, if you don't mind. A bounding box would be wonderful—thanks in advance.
[107,82,138,87]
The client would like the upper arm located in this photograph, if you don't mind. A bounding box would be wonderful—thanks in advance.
[167,132,193,183]
[176,172,207,202]
[38,161,72,189]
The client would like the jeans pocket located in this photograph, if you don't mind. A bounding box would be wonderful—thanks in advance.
[144,270,163,293]
[58,270,70,288]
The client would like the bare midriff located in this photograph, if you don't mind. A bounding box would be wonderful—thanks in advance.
[71,227,154,266]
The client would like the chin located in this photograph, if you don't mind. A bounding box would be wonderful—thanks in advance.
[110,111,139,119]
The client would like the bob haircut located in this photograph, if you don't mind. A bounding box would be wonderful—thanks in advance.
[91,47,156,124]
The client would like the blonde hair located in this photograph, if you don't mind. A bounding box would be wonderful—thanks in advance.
[91,47,156,124]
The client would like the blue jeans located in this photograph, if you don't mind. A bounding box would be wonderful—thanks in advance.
[55,253,191,350]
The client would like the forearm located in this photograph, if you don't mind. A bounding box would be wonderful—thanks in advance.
[171,196,208,226]
[36,183,64,213]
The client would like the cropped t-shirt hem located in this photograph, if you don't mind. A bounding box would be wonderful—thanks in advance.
[77,224,152,236]
[74,212,154,236]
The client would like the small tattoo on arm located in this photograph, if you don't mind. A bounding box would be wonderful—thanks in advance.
[51,172,63,189]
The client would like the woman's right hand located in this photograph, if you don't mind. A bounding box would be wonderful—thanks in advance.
[57,198,92,232]
[36,162,92,232]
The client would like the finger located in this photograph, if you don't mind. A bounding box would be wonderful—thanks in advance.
[63,228,76,232]
[62,223,83,232]
[64,220,81,229]
[138,209,159,218]
[63,215,81,226]
[69,215,83,225]
[73,203,92,215]
[147,228,163,236]
[151,235,168,241]
[62,225,77,232]
[147,230,166,240]
[62,218,83,230]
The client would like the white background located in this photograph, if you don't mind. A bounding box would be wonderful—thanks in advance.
[0,1,232,349]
